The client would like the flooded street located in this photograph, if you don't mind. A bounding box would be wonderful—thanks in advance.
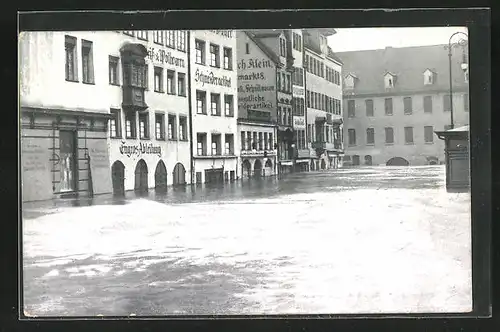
[22,166,472,316]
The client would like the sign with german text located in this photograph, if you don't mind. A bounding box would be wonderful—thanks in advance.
[293,116,306,129]
[119,141,162,158]
[147,48,186,68]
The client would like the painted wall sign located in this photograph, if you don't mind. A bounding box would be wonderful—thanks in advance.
[88,146,109,169]
[210,30,234,38]
[237,57,276,111]
[119,141,162,158]
[147,48,186,68]
[293,86,305,97]
[194,69,232,87]
[23,141,48,172]
[293,116,306,129]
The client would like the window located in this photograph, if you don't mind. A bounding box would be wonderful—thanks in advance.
[403,97,412,114]
[347,100,355,118]
[197,133,207,156]
[210,93,221,116]
[166,70,175,94]
[224,95,234,117]
[464,93,469,112]
[168,114,177,140]
[306,90,310,108]
[125,112,136,139]
[179,116,187,140]
[210,44,220,67]
[81,40,94,84]
[110,109,121,138]
[137,31,148,40]
[109,56,119,85]
[269,133,273,150]
[241,132,246,150]
[155,113,165,140]
[153,31,164,45]
[252,132,257,149]
[385,98,393,115]
[348,129,356,146]
[443,94,451,112]
[177,73,186,96]
[279,38,286,57]
[404,127,414,144]
[223,47,233,70]
[258,132,263,150]
[139,113,149,139]
[176,31,186,51]
[225,134,234,155]
[166,31,175,48]
[195,40,205,64]
[211,134,221,155]
[385,127,394,144]
[245,43,250,54]
[154,66,164,93]
[424,96,433,113]
[196,90,207,114]
[424,71,434,85]
[246,131,252,150]
[65,36,78,81]
[293,32,302,51]
[123,31,134,37]
[424,126,434,143]
[366,128,375,145]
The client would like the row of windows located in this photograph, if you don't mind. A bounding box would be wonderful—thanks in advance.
[295,129,307,149]
[110,109,188,141]
[241,131,275,151]
[306,90,342,115]
[292,32,302,51]
[292,67,304,87]
[122,30,186,52]
[196,133,235,156]
[195,39,233,70]
[195,90,235,117]
[277,71,293,93]
[347,94,470,118]
[65,36,94,83]
[293,97,306,117]
[305,54,341,85]
[307,124,342,145]
[347,126,437,146]
[277,106,293,127]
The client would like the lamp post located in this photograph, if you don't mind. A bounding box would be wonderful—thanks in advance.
[447,31,468,130]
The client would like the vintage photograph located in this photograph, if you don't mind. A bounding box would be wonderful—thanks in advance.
[20,26,472,316]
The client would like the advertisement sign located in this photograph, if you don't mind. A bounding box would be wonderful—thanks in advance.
[293,86,305,97]
[293,116,306,129]
[237,55,276,112]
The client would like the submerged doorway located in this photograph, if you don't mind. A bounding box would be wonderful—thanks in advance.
[59,130,77,193]
[111,161,125,196]
[173,162,186,186]
[155,160,168,191]
[134,159,148,192]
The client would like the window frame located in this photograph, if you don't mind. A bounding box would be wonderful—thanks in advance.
[385,127,394,144]
[155,113,165,140]
[153,31,164,45]
[404,126,414,144]
[348,128,356,146]
[210,43,220,68]
[178,116,188,141]
[403,97,413,115]
[176,31,186,52]
[168,114,177,140]
[210,93,221,116]
[125,111,137,139]
[366,128,375,145]
[423,95,433,113]
[195,39,206,65]
[424,125,434,143]
[347,100,356,118]
[177,73,186,96]
[166,70,176,95]
[65,35,78,82]
[109,109,122,138]
[81,39,94,84]
[223,47,233,70]
[139,113,150,139]
[153,66,164,93]
[108,55,119,85]
[384,98,393,115]
[196,90,207,115]
[224,94,234,117]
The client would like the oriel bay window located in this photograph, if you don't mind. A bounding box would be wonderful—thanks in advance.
[177,73,186,96]
[81,40,94,84]
[211,134,222,155]
[155,113,165,140]
[211,93,221,116]
[179,116,188,141]
[139,113,149,139]
[154,66,164,93]
[197,133,207,156]
[223,47,233,70]
[196,90,207,114]
[210,44,220,67]
[225,134,234,155]
[125,112,137,139]
[65,35,78,81]
[224,95,234,116]
[110,109,121,138]
[167,70,175,94]
[195,39,205,65]
[168,114,177,140]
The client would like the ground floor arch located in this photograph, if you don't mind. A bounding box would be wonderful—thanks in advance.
[364,155,373,166]
[242,159,252,179]
[134,159,148,192]
[386,157,410,166]
[155,160,168,191]
[111,160,125,196]
[254,159,263,177]
[172,162,187,186]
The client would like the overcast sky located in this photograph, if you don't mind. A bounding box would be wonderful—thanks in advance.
[328,27,468,53]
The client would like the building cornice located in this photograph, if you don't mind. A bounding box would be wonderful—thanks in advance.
[20,106,114,119]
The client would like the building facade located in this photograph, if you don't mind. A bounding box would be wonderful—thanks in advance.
[304,29,345,171]
[338,45,469,166]
[190,30,239,184]
[236,31,278,179]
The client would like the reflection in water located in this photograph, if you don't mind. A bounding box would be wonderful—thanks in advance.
[22,166,472,316]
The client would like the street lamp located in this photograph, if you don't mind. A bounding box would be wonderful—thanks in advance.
[447,31,468,129]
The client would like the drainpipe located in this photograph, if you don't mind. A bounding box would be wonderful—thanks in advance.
[275,65,280,177]
[187,31,195,186]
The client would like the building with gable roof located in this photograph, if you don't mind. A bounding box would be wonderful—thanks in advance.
[338,44,469,166]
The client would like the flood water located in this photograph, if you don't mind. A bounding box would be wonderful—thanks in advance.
[22,166,472,316]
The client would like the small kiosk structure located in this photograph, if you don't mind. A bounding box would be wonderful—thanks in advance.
[435,125,470,190]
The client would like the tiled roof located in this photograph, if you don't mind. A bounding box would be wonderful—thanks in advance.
[337,44,469,95]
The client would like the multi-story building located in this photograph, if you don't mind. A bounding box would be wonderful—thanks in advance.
[338,44,469,166]
[236,31,278,179]
[189,30,239,184]
[304,29,345,171]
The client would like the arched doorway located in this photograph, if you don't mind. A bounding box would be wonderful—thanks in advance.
[155,160,168,191]
[172,162,186,186]
[320,159,326,170]
[254,159,263,177]
[352,155,360,166]
[242,159,252,179]
[386,157,410,166]
[264,159,273,176]
[310,160,315,171]
[111,161,125,196]
[134,159,148,192]
[364,155,373,166]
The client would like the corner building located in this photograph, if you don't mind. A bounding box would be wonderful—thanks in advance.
[190,30,239,184]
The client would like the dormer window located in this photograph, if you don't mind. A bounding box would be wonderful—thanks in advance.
[384,73,396,89]
[345,73,357,89]
[424,69,436,85]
